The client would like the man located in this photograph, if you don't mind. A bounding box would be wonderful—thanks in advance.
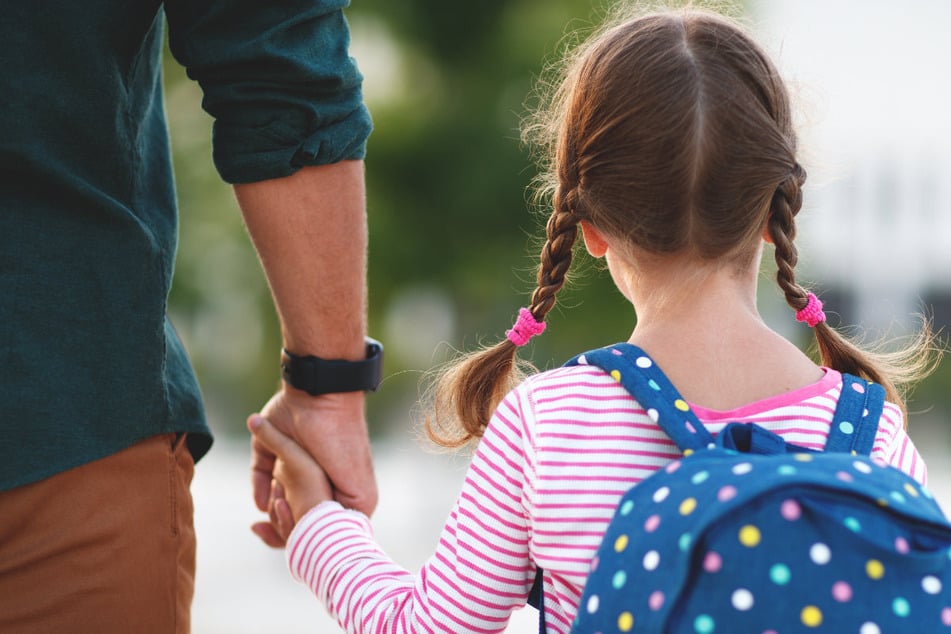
[0,2,377,631]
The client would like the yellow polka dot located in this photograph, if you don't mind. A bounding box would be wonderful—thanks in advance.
[679,497,698,515]
[610,370,622,382]
[674,399,689,412]
[739,525,761,547]
[614,534,629,553]
[877,498,889,507]
[866,559,885,580]
[683,449,694,457]
[618,612,634,632]
[801,605,823,627]
[793,453,814,462]
[904,483,920,497]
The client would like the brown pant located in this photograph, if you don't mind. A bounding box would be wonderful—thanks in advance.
[0,433,196,634]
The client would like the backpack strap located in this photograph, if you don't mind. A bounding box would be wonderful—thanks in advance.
[823,372,885,456]
[567,343,715,452]
[531,343,710,630]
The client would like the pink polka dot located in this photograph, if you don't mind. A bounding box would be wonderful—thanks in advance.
[852,382,866,394]
[590,556,599,573]
[836,471,854,483]
[895,536,910,554]
[612,348,623,355]
[649,591,665,611]
[666,460,682,474]
[780,499,801,521]
[943,607,951,626]
[703,551,723,573]
[645,514,661,533]
[832,581,852,602]
[763,630,779,634]
[718,485,738,502]
[686,422,696,434]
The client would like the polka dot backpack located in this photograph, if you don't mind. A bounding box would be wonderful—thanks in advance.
[531,343,951,634]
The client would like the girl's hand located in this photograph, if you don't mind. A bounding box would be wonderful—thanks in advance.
[248,414,333,544]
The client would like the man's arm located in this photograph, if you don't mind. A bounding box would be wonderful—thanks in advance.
[235,160,377,533]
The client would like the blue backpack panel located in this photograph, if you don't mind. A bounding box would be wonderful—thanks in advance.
[530,343,951,634]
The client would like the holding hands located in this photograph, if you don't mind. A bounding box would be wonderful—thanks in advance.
[248,410,333,544]
[248,387,376,546]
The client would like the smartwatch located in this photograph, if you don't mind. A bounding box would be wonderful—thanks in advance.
[280,337,383,396]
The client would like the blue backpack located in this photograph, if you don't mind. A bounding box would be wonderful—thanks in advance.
[529,343,951,633]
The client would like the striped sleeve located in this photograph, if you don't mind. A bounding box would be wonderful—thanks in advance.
[285,390,536,633]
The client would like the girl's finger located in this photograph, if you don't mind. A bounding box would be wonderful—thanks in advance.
[248,415,300,460]
[273,498,295,541]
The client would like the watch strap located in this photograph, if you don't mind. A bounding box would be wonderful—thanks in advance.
[280,337,383,396]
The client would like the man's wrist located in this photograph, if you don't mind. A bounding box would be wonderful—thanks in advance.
[280,337,383,396]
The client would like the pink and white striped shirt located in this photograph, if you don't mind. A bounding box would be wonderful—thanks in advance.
[286,365,926,634]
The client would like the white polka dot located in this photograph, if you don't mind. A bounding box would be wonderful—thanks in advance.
[653,486,670,503]
[636,356,652,368]
[647,408,660,422]
[643,550,660,571]
[853,461,873,474]
[810,543,831,565]
[586,595,600,614]
[732,463,753,475]
[731,588,754,611]
[577,355,588,365]
[923,576,942,595]
[859,623,881,634]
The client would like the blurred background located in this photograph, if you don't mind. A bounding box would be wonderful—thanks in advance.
[162,0,951,631]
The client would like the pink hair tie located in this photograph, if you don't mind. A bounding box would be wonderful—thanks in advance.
[795,292,826,327]
[506,308,546,347]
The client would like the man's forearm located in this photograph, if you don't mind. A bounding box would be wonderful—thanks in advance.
[234,160,368,360]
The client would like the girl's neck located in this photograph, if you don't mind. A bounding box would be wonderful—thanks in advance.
[618,252,823,410]
[624,250,761,340]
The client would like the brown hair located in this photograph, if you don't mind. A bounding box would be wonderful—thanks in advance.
[425,7,938,448]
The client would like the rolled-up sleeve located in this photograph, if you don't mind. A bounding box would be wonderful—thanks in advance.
[164,0,372,184]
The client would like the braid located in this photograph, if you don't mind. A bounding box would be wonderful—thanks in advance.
[530,194,579,320]
[768,163,808,312]
[425,176,582,449]
[765,163,940,417]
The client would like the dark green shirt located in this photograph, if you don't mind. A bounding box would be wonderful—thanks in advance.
[0,0,372,490]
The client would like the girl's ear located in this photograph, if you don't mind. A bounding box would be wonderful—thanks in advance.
[762,222,774,244]
[580,221,609,257]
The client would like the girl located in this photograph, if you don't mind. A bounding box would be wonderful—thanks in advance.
[250,7,937,633]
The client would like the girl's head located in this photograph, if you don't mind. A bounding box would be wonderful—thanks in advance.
[427,7,935,447]
[540,9,801,270]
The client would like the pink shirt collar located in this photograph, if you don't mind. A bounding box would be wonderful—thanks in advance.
[689,368,841,420]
